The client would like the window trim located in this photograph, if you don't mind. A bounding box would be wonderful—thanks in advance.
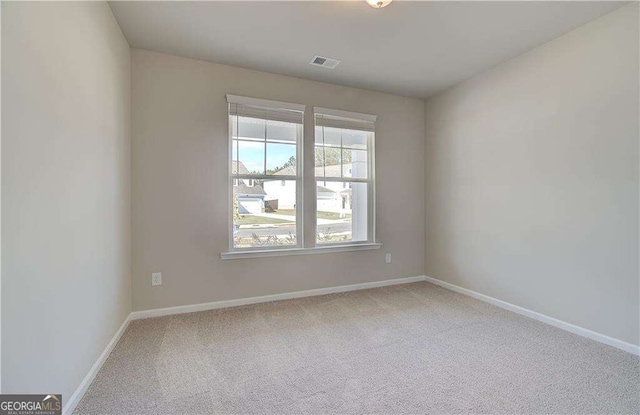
[221,242,382,260]
[223,96,379,259]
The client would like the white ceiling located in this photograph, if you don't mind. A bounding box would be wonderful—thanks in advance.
[109,1,626,98]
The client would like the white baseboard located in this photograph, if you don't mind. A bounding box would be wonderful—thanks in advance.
[130,275,426,320]
[63,314,131,415]
[424,275,639,356]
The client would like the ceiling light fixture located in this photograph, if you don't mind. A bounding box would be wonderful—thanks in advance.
[366,0,392,8]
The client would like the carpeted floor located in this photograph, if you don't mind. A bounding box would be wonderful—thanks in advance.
[74,282,639,414]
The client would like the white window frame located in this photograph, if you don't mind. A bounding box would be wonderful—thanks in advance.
[227,94,305,253]
[313,107,377,247]
[222,96,380,259]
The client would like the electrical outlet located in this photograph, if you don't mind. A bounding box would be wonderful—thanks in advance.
[151,272,162,286]
[385,253,391,264]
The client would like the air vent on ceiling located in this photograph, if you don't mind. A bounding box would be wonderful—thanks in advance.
[310,55,341,69]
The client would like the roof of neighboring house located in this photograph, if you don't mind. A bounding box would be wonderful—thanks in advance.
[317,185,336,194]
[272,165,296,176]
[234,183,266,196]
[231,160,250,175]
[316,164,344,177]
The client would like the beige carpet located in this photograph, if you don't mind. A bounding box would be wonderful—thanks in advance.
[75,282,639,414]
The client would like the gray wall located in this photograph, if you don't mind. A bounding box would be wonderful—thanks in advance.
[2,2,131,398]
[132,49,425,311]
[424,4,639,345]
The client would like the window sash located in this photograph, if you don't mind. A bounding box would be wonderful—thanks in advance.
[230,178,303,252]
[231,121,302,177]
[314,177,375,246]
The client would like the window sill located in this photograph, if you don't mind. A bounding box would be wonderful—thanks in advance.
[221,243,382,260]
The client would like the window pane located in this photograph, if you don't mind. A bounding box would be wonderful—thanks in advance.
[266,120,298,143]
[315,125,341,147]
[237,116,266,140]
[315,146,342,178]
[237,140,265,175]
[231,115,238,138]
[342,149,368,179]
[342,130,368,149]
[315,146,325,170]
[233,179,297,248]
[316,181,368,244]
[315,122,371,180]
[266,143,296,175]
[231,140,238,176]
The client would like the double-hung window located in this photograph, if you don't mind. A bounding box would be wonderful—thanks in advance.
[225,95,377,257]
[228,95,304,250]
[314,108,375,245]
